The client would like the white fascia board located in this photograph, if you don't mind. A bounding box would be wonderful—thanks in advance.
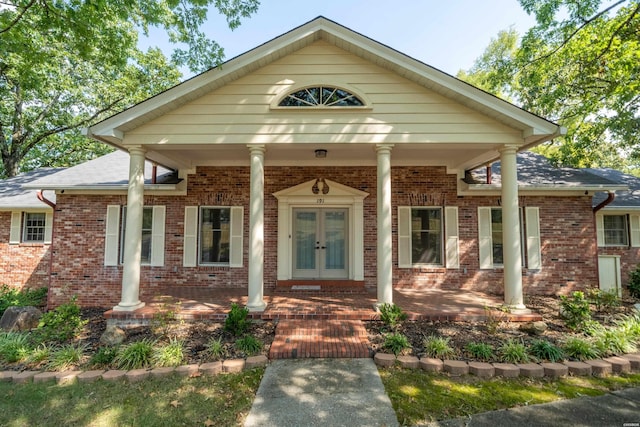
[458,182,628,196]
[0,206,54,212]
[599,206,640,211]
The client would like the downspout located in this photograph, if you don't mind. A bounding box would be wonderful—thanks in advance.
[486,165,492,184]
[36,190,56,310]
[593,191,615,213]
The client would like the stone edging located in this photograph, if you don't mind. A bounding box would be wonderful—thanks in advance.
[373,352,640,378]
[0,355,268,385]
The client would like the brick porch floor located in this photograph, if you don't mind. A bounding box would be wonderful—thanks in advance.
[104,287,542,323]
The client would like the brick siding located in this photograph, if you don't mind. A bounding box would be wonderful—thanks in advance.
[37,166,600,308]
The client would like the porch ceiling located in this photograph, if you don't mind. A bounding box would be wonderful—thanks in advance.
[142,142,498,173]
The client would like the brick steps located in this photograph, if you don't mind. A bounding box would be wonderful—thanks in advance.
[269,319,371,359]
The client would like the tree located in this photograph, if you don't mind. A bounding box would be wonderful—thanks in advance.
[459,0,640,173]
[0,1,259,178]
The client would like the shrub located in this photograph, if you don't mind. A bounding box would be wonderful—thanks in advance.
[27,343,54,366]
[559,291,591,331]
[423,335,455,359]
[628,264,640,299]
[235,335,263,356]
[528,339,564,362]
[150,302,180,338]
[37,296,87,343]
[0,332,31,363]
[224,303,250,336]
[115,339,155,370]
[593,328,637,356]
[562,337,600,361]
[206,337,228,361]
[378,303,407,330]
[587,288,620,313]
[614,313,640,341]
[152,338,185,367]
[383,333,410,356]
[0,286,48,316]
[498,339,530,364]
[89,346,118,368]
[47,344,87,371]
[465,342,494,362]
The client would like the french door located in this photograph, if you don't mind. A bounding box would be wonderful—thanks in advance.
[292,208,348,279]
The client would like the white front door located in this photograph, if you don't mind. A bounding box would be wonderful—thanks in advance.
[292,208,348,279]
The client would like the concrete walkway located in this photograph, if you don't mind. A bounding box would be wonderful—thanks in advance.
[244,359,399,427]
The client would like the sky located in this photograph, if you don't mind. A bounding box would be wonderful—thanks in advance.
[140,0,538,78]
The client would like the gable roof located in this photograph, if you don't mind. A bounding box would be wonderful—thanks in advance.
[87,16,563,171]
[26,150,178,191]
[0,168,64,210]
[587,168,640,210]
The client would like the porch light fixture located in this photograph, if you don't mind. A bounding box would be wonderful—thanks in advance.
[314,149,327,158]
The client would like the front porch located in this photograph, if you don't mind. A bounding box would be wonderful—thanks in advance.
[104,287,542,324]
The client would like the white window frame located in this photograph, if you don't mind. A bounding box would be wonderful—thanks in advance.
[596,213,640,248]
[104,205,165,267]
[398,206,459,269]
[478,207,541,270]
[410,207,444,266]
[9,211,53,245]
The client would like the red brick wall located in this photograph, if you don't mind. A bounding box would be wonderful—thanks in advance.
[0,212,51,290]
[47,166,599,307]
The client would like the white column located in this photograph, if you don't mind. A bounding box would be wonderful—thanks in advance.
[247,144,267,311]
[376,144,394,306]
[500,145,526,310]
[114,146,146,311]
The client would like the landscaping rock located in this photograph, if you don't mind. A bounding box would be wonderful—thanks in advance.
[519,321,548,336]
[541,362,568,378]
[620,354,640,371]
[603,356,631,374]
[397,355,419,369]
[516,363,544,378]
[77,370,105,383]
[585,360,612,377]
[246,355,269,369]
[0,371,14,382]
[126,369,150,383]
[0,306,42,332]
[175,364,199,377]
[12,371,37,384]
[443,360,468,376]
[493,363,520,378]
[563,361,592,376]
[33,372,57,383]
[468,362,494,378]
[99,325,126,346]
[199,362,223,376]
[102,370,127,382]
[223,359,245,373]
[374,353,396,367]
[56,371,81,385]
[150,367,175,378]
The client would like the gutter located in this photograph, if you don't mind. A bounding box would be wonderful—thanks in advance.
[593,191,616,213]
[36,190,56,209]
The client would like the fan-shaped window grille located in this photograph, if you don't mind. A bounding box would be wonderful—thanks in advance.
[278,86,364,107]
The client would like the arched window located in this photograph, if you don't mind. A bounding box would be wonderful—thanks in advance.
[278,86,364,107]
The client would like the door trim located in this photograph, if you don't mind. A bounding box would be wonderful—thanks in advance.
[273,179,369,281]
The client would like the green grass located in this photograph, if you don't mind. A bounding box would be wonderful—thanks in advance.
[0,369,264,427]
[379,367,640,426]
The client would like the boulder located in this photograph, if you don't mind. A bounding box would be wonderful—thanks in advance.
[0,306,42,332]
[520,321,548,336]
[100,325,126,346]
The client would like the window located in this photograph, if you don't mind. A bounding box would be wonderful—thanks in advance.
[183,206,243,267]
[278,86,364,107]
[398,206,459,269]
[478,207,541,269]
[602,215,628,246]
[120,207,154,264]
[9,211,52,244]
[23,213,46,243]
[199,207,231,265]
[410,208,442,265]
[104,205,165,267]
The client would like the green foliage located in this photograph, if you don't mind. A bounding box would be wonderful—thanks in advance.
[152,338,186,367]
[562,337,600,361]
[383,333,411,356]
[484,306,509,335]
[89,347,119,368]
[0,332,31,363]
[150,301,180,338]
[499,339,530,364]
[465,342,494,362]
[26,343,53,366]
[224,303,250,337]
[378,303,408,330]
[614,313,640,341]
[593,328,637,357]
[47,344,87,371]
[628,264,640,299]
[206,337,228,361]
[559,291,592,331]
[528,339,564,362]
[422,335,455,359]
[234,335,263,356]
[37,297,87,343]
[115,339,156,370]
[0,286,47,316]
[587,288,620,313]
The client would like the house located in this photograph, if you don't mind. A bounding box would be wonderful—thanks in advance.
[0,168,61,290]
[588,168,640,295]
[8,17,631,312]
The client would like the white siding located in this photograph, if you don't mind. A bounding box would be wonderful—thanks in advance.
[127,41,521,146]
